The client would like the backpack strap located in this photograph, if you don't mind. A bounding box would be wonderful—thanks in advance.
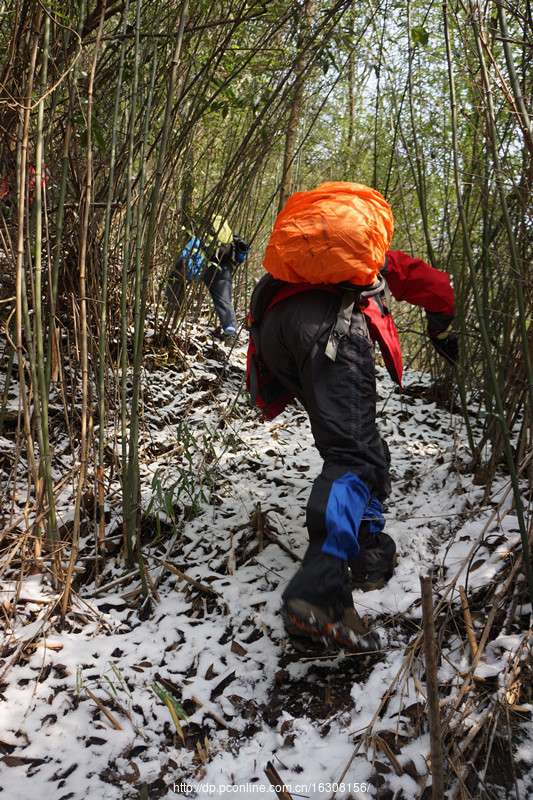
[325,277,386,362]
[324,289,356,361]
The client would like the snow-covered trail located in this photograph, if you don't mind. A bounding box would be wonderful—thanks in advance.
[0,327,530,800]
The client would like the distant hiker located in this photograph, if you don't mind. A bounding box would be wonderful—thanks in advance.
[202,216,249,341]
[0,162,52,214]
[166,216,249,341]
[246,181,457,653]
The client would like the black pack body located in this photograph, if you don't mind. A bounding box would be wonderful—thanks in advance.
[246,274,296,419]
[246,274,342,419]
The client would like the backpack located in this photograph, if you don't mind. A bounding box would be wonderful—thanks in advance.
[246,271,389,419]
[172,227,249,285]
[246,274,296,420]
[209,215,249,267]
[263,181,394,286]
[232,234,249,264]
[181,236,206,281]
[246,182,394,418]
[246,274,345,419]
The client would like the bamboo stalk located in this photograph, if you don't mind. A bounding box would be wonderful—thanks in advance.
[496,6,533,152]
[121,0,144,568]
[34,9,59,554]
[45,119,69,390]
[190,695,227,728]
[102,688,147,740]
[420,576,445,800]
[97,464,105,542]
[471,9,533,417]
[264,761,294,800]
[0,344,15,436]
[85,687,123,730]
[406,0,436,268]
[375,733,404,776]
[161,560,220,597]
[97,0,130,555]
[144,564,160,603]
[277,0,314,214]
[15,6,42,531]
[442,556,525,733]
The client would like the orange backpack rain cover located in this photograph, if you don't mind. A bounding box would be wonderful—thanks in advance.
[263,181,394,285]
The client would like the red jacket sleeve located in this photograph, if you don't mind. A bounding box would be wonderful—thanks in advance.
[383,250,454,335]
[384,250,454,314]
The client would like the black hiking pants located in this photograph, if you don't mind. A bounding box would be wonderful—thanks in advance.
[259,289,391,607]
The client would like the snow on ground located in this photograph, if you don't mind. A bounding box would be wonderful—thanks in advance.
[0,324,532,800]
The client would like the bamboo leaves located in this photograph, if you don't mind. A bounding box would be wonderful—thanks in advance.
[410,26,429,47]
[151,681,188,731]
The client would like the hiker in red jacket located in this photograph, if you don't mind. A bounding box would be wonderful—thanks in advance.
[246,182,457,653]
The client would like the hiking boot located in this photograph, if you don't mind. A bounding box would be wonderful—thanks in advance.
[282,597,381,654]
[222,326,237,342]
[282,552,353,608]
[334,606,381,652]
[349,530,397,592]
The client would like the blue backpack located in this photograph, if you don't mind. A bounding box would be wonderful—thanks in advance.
[181,236,206,281]
[166,229,249,308]
[181,234,248,282]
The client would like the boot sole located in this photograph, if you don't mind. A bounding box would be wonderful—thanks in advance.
[283,605,380,654]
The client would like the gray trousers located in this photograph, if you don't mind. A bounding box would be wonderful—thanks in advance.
[203,262,237,330]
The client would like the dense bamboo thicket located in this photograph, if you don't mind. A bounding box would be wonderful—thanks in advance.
[0,0,531,602]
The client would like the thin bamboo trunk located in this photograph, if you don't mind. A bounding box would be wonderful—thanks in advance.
[121,0,144,567]
[420,576,445,799]
[97,0,131,547]
[497,6,533,153]
[406,0,436,266]
[471,8,533,424]
[277,0,315,213]
[34,11,59,553]
[15,7,42,539]
[45,120,69,390]
[0,344,14,436]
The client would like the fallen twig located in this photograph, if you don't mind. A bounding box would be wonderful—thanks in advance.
[264,761,294,800]
[84,686,123,730]
[459,585,478,661]
[161,559,220,596]
[191,695,228,728]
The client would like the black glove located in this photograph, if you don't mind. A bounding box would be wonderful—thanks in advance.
[430,334,459,365]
